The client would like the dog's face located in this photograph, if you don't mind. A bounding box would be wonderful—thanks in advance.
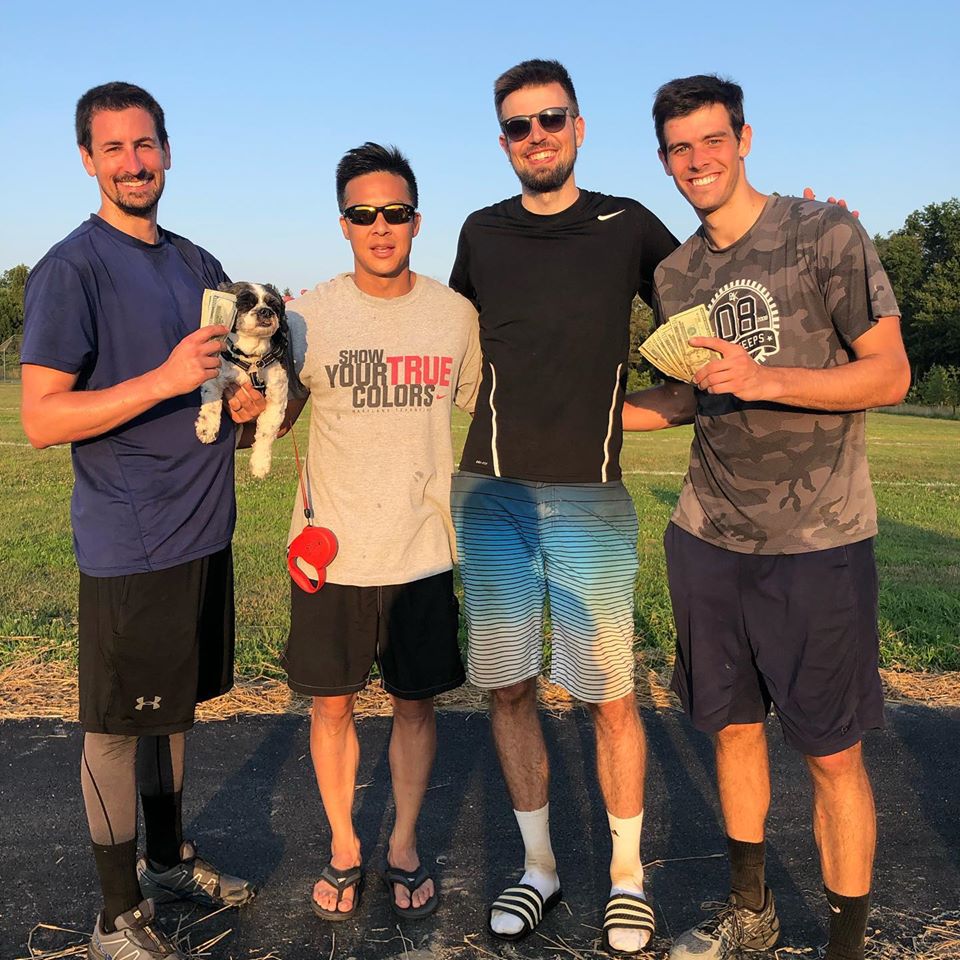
[219,281,285,341]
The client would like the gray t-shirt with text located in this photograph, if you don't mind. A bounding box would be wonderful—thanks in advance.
[654,195,900,554]
[286,274,481,585]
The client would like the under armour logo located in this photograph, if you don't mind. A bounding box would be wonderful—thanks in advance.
[135,696,162,711]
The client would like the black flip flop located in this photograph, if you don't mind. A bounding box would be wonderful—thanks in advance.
[311,862,363,922]
[382,862,439,919]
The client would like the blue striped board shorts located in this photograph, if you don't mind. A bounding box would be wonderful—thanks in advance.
[450,471,639,703]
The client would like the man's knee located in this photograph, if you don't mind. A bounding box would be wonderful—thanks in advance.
[490,677,538,713]
[586,691,640,733]
[390,695,435,726]
[715,721,767,752]
[311,694,357,730]
[806,742,865,784]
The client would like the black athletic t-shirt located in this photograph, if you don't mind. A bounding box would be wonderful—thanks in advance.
[450,190,677,483]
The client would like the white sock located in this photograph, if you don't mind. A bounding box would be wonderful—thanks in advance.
[489,804,560,936]
[607,810,651,952]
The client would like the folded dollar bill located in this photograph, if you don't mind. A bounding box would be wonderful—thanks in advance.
[639,304,721,383]
[200,288,238,338]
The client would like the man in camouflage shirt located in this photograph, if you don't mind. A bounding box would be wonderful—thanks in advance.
[623,75,910,960]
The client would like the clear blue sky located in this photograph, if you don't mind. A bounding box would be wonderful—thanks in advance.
[2,0,956,292]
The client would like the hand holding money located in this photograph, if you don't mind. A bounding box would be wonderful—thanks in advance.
[200,288,238,341]
[690,335,774,402]
[638,305,721,383]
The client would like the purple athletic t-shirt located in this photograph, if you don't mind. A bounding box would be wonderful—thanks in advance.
[21,215,235,576]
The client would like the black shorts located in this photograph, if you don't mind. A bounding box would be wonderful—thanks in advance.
[664,523,884,757]
[283,570,465,700]
[78,547,235,736]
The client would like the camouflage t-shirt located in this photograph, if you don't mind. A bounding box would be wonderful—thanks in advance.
[654,195,900,554]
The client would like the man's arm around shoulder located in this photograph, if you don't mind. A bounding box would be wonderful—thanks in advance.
[622,381,697,431]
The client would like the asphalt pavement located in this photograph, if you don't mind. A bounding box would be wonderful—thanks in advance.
[1,702,958,959]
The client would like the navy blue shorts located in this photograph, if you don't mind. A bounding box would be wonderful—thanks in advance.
[664,523,884,757]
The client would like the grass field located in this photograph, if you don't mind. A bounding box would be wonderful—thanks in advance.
[2,382,958,674]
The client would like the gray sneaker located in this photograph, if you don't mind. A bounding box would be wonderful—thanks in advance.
[137,841,256,908]
[669,888,780,958]
[88,899,185,960]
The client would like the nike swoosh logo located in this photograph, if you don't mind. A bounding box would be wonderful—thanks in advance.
[597,210,625,221]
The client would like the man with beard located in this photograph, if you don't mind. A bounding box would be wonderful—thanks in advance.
[21,82,256,960]
[448,59,678,954]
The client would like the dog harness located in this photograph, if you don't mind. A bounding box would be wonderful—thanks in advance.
[223,334,287,395]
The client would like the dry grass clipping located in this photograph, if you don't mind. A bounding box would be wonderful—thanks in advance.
[1,645,958,722]
[17,903,268,960]
[863,909,960,960]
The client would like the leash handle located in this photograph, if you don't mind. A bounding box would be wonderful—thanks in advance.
[289,425,313,522]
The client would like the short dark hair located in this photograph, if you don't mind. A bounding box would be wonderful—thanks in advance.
[75,81,168,153]
[335,142,418,212]
[652,74,744,154]
[494,59,579,119]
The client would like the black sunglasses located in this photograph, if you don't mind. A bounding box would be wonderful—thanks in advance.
[342,203,416,226]
[499,107,575,143]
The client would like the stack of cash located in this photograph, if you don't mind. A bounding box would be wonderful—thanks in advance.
[639,305,721,383]
[200,288,238,338]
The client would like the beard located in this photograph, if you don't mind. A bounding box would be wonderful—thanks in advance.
[109,175,164,217]
[512,147,577,194]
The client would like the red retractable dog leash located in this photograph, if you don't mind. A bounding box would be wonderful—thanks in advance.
[287,427,338,592]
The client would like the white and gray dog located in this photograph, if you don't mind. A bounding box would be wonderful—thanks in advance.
[195,281,292,477]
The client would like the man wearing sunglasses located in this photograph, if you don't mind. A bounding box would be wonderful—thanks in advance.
[449,59,678,953]
[280,142,481,923]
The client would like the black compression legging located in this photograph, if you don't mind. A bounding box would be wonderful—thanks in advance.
[80,732,186,926]
[80,732,184,844]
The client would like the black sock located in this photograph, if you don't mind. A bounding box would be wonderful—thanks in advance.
[91,838,141,932]
[727,836,766,911]
[824,888,870,960]
[140,790,183,870]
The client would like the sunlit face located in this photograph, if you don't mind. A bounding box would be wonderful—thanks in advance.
[659,103,751,216]
[339,171,420,282]
[80,107,170,218]
[498,82,584,194]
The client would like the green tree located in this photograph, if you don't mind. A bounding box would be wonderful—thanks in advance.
[628,295,659,387]
[875,199,960,375]
[0,264,30,341]
[918,364,951,406]
[948,366,960,414]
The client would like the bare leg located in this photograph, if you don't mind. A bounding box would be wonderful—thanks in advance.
[587,691,646,818]
[488,678,559,936]
[310,694,362,914]
[587,692,651,951]
[805,743,875,896]
[490,678,549,810]
[715,722,770,842]
[386,695,436,910]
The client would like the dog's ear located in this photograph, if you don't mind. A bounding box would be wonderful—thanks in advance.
[263,283,284,313]
[218,280,233,293]
[265,283,289,348]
